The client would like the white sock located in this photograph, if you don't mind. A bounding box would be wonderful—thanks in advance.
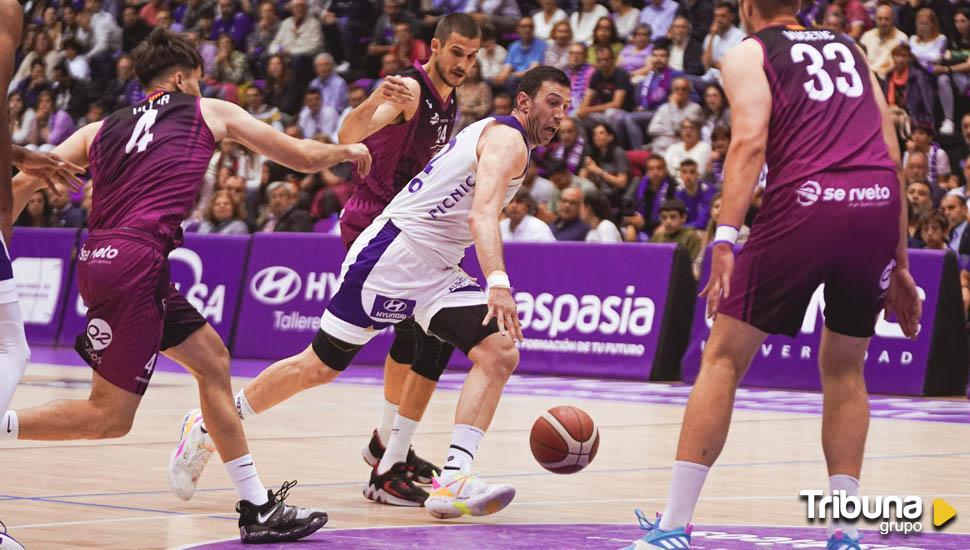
[1,411,18,441]
[442,424,484,476]
[226,454,268,505]
[235,390,257,420]
[377,398,398,444]
[0,304,29,415]
[659,461,710,530]
[828,474,860,538]
[377,414,418,475]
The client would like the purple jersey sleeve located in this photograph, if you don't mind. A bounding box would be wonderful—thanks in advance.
[752,26,896,191]
[87,91,216,249]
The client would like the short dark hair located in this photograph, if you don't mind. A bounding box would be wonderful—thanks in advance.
[480,22,498,42]
[660,198,688,216]
[545,159,569,174]
[711,125,731,142]
[434,12,481,44]
[679,158,698,169]
[652,37,671,52]
[62,38,82,52]
[916,210,948,241]
[511,187,537,214]
[131,28,203,87]
[515,65,569,100]
[584,190,613,221]
[305,88,321,97]
[595,44,615,58]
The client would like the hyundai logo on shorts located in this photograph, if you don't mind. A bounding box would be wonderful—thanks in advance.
[251,266,302,305]
[371,294,415,320]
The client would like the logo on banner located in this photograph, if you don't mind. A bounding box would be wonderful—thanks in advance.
[516,285,656,339]
[800,491,957,535]
[169,248,226,323]
[371,295,415,321]
[251,266,302,305]
[86,318,113,351]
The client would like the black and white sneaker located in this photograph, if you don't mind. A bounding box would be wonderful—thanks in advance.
[362,429,441,485]
[236,481,328,544]
[363,462,428,507]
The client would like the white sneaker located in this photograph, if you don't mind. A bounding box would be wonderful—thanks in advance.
[168,409,215,501]
[425,471,515,519]
[0,520,24,550]
[940,119,955,135]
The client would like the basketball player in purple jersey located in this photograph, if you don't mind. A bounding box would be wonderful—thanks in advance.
[2,29,372,544]
[623,0,922,549]
[170,13,483,508]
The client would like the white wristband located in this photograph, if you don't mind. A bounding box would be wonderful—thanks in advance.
[713,225,739,246]
[486,271,511,291]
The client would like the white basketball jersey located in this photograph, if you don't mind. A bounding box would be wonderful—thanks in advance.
[376,116,530,267]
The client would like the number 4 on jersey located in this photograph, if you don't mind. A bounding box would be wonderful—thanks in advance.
[125,108,158,154]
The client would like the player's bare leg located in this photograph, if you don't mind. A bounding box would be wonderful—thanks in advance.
[818,327,870,542]
[4,371,139,440]
[425,333,519,519]
[236,346,342,413]
[639,314,766,542]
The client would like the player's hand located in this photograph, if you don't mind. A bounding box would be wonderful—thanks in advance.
[699,243,734,320]
[885,266,922,339]
[374,75,414,106]
[14,149,86,194]
[344,143,372,177]
[483,287,523,342]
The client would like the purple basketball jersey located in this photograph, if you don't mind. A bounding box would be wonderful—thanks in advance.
[351,61,457,205]
[87,91,216,249]
[751,26,896,190]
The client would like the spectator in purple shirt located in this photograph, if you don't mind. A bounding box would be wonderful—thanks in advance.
[101,54,144,110]
[25,90,77,152]
[615,38,680,149]
[622,153,675,240]
[211,0,253,50]
[308,52,348,112]
[673,158,715,229]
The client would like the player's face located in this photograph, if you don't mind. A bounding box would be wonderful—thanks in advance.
[521,81,570,146]
[432,33,481,89]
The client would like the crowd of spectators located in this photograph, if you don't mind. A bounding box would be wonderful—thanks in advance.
[9,0,970,294]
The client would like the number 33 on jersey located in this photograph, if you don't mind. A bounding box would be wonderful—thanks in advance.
[749,25,895,191]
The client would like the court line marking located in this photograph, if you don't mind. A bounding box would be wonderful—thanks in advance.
[4,450,968,503]
[0,416,820,451]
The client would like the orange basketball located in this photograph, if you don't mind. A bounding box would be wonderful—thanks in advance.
[529,405,600,474]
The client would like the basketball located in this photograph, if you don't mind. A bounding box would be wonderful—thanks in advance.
[529,406,600,474]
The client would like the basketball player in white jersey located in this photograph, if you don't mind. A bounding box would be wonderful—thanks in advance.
[196,65,571,519]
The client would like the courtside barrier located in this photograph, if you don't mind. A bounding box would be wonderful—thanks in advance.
[8,227,77,345]
[682,248,969,396]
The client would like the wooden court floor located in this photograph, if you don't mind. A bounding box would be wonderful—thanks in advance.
[1,362,968,549]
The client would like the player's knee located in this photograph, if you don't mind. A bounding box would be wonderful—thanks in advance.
[93,409,135,438]
[194,346,232,384]
[389,319,417,365]
[472,335,519,377]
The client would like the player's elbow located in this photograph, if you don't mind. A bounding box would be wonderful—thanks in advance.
[729,137,766,163]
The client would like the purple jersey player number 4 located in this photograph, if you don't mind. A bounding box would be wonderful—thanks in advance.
[4,28,371,545]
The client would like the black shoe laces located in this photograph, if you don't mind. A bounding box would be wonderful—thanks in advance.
[272,480,298,503]
[0,519,6,534]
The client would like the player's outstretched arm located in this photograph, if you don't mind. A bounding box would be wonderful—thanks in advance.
[8,122,99,239]
[337,76,418,144]
[201,98,372,176]
[0,0,24,243]
[469,123,529,340]
[700,39,771,318]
